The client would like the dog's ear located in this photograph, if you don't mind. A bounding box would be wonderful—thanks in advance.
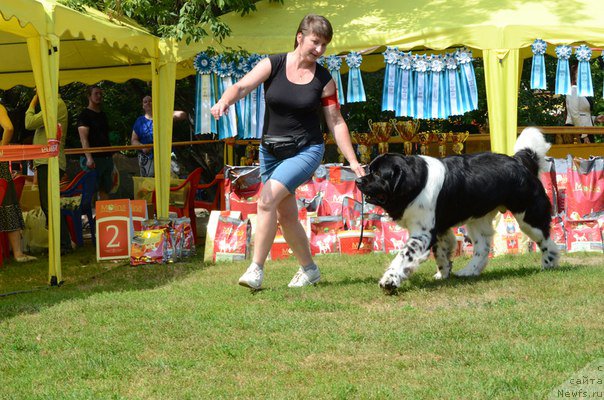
[390,160,405,194]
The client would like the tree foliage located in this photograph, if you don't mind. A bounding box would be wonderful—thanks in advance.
[59,0,282,44]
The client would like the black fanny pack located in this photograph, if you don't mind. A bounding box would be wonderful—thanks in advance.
[261,135,310,160]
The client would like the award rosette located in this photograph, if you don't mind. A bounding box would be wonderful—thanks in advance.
[530,39,547,90]
[194,51,217,135]
[233,55,249,138]
[555,45,572,95]
[345,51,366,103]
[326,55,345,105]
[413,55,430,120]
[396,51,414,118]
[429,55,447,119]
[245,54,265,139]
[212,55,238,140]
[382,47,399,111]
[575,45,593,97]
[444,53,461,116]
[456,48,478,113]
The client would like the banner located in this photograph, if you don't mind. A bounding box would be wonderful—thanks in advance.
[0,139,59,162]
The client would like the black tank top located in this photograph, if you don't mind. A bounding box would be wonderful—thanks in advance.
[263,53,332,143]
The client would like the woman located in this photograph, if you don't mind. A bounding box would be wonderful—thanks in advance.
[211,14,364,289]
[0,104,36,262]
[131,95,187,177]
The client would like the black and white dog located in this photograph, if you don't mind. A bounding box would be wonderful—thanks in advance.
[355,127,559,291]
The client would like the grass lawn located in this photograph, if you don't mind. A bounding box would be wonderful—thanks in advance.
[1,247,602,399]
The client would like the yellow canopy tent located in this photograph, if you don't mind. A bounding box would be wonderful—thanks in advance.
[0,0,180,284]
[173,0,604,155]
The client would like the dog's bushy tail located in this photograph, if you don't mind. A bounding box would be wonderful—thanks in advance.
[513,127,551,175]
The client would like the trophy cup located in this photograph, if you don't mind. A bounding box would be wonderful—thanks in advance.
[352,131,374,164]
[433,131,451,158]
[368,119,393,154]
[244,142,257,165]
[417,132,434,156]
[391,119,420,155]
[451,131,470,155]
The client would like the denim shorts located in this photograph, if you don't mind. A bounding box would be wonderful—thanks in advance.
[259,143,324,194]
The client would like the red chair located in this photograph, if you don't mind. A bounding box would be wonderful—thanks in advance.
[12,174,26,200]
[194,173,224,212]
[60,170,98,246]
[0,178,7,266]
[152,167,203,244]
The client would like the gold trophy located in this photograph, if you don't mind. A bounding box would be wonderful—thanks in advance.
[244,142,257,165]
[451,131,470,155]
[417,132,434,156]
[352,131,374,164]
[391,119,420,155]
[433,131,451,158]
[368,119,393,154]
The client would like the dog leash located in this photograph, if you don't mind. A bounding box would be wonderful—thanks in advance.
[357,193,365,250]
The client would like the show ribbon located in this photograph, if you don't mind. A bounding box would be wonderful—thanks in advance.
[233,56,249,138]
[212,55,238,140]
[530,39,547,90]
[444,53,459,116]
[396,51,414,118]
[193,52,216,135]
[345,51,366,103]
[575,45,593,97]
[554,45,572,95]
[326,55,345,105]
[456,48,478,112]
[382,47,399,111]
[414,55,429,119]
[429,55,446,119]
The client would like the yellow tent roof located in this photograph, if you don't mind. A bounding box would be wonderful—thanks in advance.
[0,0,159,88]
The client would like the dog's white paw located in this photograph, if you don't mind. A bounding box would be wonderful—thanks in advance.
[433,271,448,280]
[454,266,481,277]
[379,269,402,291]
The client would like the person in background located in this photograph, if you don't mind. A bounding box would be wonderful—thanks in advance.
[25,91,73,255]
[130,95,188,177]
[565,63,594,143]
[77,85,114,200]
[211,14,364,290]
[0,103,37,262]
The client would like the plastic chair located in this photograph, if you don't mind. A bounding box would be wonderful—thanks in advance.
[152,167,203,244]
[60,170,98,246]
[194,173,224,212]
[0,178,7,266]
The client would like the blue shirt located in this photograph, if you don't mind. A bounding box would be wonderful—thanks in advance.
[133,115,153,154]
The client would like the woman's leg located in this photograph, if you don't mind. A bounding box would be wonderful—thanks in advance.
[252,179,292,265]
[7,230,25,259]
[277,194,312,267]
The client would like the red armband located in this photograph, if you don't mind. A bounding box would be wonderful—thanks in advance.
[321,93,340,109]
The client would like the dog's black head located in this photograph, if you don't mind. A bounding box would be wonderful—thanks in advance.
[355,154,429,220]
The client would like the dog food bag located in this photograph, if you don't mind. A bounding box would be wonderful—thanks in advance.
[203,210,242,263]
[213,216,251,262]
[130,229,166,266]
[338,230,375,255]
[310,216,342,255]
[550,217,567,252]
[270,235,293,260]
[565,156,604,220]
[565,219,604,253]
[382,218,409,254]
[224,166,262,219]
[540,157,558,215]
[553,157,570,217]
[492,211,532,257]
[145,218,177,263]
[174,217,195,258]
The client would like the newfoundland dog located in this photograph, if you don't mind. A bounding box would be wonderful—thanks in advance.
[355,127,559,291]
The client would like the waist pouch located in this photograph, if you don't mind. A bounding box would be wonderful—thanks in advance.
[262,135,311,160]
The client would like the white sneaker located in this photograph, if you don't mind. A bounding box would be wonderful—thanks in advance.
[288,265,321,288]
[238,263,264,290]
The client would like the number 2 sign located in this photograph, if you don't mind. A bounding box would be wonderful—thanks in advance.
[96,199,133,261]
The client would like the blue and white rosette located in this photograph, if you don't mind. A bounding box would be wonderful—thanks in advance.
[316,56,326,68]
[443,53,461,116]
[555,45,572,95]
[212,55,238,140]
[244,53,265,139]
[575,45,593,97]
[326,55,345,105]
[530,39,547,90]
[233,56,249,138]
[413,54,430,119]
[345,51,366,103]
[395,51,414,117]
[429,55,447,119]
[193,52,217,135]
[456,48,478,112]
[382,47,399,111]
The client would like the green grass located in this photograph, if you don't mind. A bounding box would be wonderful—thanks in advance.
[1,248,603,399]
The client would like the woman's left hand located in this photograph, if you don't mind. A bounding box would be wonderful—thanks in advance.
[350,161,366,178]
